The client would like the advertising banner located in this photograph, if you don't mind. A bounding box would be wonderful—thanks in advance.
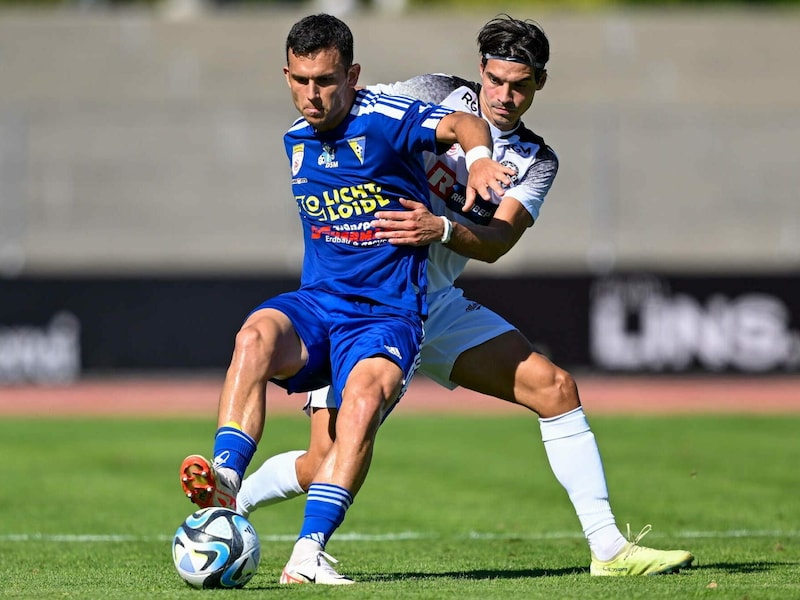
[2,273,798,383]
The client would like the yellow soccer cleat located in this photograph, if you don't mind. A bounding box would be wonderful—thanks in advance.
[590,524,694,576]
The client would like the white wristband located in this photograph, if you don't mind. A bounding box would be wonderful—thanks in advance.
[464,145,492,172]
[439,215,453,244]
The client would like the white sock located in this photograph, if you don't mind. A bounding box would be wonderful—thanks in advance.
[539,407,626,561]
[236,450,306,518]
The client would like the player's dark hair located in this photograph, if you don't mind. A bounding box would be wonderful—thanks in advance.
[478,14,549,82]
[286,13,354,70]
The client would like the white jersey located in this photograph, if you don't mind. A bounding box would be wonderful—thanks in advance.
[305,75,559,407]
[369,74,558,295]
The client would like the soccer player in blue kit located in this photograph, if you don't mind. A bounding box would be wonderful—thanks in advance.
[179,12,514,586]
[229,14,695,582]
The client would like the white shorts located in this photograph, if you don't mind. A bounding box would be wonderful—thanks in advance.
[306,286,515,410]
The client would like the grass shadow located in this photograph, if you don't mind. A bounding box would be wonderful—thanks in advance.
[689,561,796,574]
[363,566,587,582]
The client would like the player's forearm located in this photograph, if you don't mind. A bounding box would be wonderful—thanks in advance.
[445,219,517,263]
[438,112,493,151]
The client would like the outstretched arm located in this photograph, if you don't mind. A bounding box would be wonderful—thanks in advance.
[373,146,555,261]
[372,196,532,263]
[435,112,515,210]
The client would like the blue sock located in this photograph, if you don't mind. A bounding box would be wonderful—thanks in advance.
[298,483,353,548]
[212,426,257,479]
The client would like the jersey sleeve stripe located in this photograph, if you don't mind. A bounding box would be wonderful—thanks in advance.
[422,117,444,129]
[374,103,409,121]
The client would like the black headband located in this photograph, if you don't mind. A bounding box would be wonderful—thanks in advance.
[483,53,546,70]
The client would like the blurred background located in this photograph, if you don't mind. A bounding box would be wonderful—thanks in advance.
[1,0,799,384]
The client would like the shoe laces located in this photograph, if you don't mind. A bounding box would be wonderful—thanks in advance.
[314,551,346,577]
[622,523,652,558]
[316,550,339,575]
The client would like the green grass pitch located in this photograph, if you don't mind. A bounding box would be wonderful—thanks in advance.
[2,412,798,599]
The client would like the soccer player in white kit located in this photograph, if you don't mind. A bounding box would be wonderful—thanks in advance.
[233,15,694,579]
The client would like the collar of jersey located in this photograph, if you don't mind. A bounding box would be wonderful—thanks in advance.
[487,118,521,140]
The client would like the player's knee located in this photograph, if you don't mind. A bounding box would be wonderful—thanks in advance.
[233,325,273,370]
[548,366,580,414]
[340,390,384,432]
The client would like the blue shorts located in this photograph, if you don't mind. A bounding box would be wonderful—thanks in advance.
[251,289,423,408]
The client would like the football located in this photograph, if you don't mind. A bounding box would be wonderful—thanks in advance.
[172,507,261,589]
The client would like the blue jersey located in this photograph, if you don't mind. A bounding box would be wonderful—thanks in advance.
[285,89,453,317]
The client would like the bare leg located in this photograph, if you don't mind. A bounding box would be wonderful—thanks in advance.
[282,356,404,584]
[450,330,626,560]
[297,408,337,489]
[181,307,310,508]
[236,407,336,516]
[450,330,578,417]
[313,356,401,493]
[217,308,308,441]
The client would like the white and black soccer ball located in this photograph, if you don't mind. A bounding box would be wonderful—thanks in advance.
[172,507,261,589]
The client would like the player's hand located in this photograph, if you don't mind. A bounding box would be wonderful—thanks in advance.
[371,198,444,246]
[464,158,514,212]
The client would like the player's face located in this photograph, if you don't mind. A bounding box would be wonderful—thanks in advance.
[284,47,360,132]
[478,59,545,131]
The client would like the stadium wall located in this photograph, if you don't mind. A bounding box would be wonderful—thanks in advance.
[2,10,799,387]
[1,9,799,276]
[2,273,798,384]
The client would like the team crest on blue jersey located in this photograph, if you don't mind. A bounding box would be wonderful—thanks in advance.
[347,136,365,164]
[318,143,338,169]
[292,144,304,176]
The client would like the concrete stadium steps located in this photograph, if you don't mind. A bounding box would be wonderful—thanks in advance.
[1,9,799,274]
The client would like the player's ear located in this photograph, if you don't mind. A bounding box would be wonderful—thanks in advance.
[536,70,547,91]
[348,63,361,87]
[283,66,291,87]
